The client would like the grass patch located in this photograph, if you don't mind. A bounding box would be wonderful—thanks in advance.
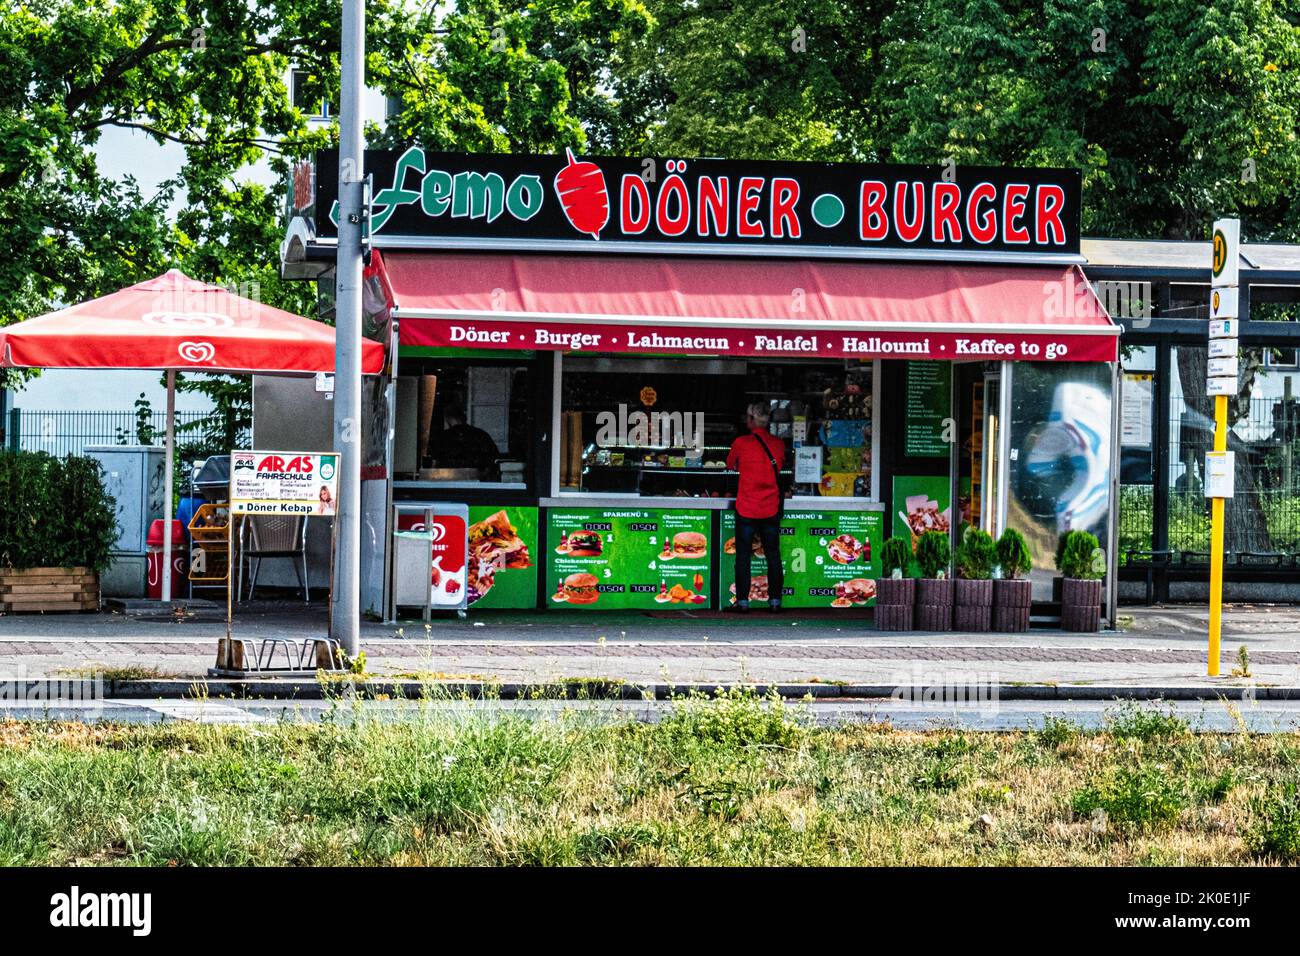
[1104,702,1191,741]
[1071,765,1187,832]
[1246,782,1300,860]
[57,665,166,681]
[1,693,1299,865]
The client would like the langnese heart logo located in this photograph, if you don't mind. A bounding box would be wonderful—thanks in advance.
[178,341,216,364]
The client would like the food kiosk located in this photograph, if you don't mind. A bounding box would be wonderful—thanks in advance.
[280,150,1120,621]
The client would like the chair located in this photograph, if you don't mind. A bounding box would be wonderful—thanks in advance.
[238,515,310,603]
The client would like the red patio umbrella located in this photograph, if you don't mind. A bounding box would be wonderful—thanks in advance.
[0,269,386,600]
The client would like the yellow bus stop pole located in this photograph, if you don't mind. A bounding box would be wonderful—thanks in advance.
[1208,393,1227,676]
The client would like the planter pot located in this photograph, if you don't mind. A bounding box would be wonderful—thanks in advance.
[992,579,1032,633]
[1060,577,1103,633]
[914,577,954,631]
[1061,602,1102,632]
[954,578,993,606]
[953,578,993,632]
[0,567,98,614]
[875,603,914,631]
[953,604,992,631]
[1061,578,1103,608]
[875,577,916,630]
[875,577,916,607]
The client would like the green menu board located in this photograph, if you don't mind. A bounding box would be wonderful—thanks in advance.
[904,361,951,458]
[546,508,712,610]
[467,506,539,609]
[720,510,884,609]
[891,475,953,576]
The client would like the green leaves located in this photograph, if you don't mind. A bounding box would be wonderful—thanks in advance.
[0,451,117,572]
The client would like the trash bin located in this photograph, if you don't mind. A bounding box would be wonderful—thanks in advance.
[146,519,186,600]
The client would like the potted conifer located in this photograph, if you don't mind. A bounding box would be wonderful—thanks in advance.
[913,529,953,632]
[953,526,996,632]
[0,451,115,613]
[875,536,915,631]
[993,528,1033,632]
[1057,529,1104,632]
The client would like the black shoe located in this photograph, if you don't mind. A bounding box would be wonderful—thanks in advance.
[724,602,749,613]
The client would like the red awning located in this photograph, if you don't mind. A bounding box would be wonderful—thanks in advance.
[382,252,1117,362]
[0,269,385,374]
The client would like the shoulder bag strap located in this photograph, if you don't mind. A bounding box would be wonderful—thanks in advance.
[753,433,785,513]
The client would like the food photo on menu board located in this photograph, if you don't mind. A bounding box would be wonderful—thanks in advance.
[465,507,539,608]
[546,508,712,609]
[720,510,883,609]
[891,475,953,571]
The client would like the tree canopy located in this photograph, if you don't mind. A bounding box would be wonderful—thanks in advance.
[2,0,1297,362]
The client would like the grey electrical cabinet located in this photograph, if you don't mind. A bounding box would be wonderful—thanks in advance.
[84,445,167,597]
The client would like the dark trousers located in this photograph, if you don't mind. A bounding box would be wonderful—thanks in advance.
[734,513,783,605]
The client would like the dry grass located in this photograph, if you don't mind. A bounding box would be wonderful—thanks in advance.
[0,695,1298,866]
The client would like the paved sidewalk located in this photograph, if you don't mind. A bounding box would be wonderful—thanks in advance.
[1,601,1297,691]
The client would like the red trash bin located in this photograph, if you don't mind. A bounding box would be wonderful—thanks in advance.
[146,519,187,599]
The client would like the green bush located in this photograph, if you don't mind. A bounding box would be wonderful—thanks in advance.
[880,537,912,577]
[955,527,996,580]
[0,451,117,572]
[1246,783,1300,860]
[1104,702,1190,741]
[1070,765,1186,831]
[1057,530,1104,580]
[996,528,1033,579]
[914,530,951,579]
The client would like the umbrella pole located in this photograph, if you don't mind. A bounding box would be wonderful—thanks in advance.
[163,370,175,603]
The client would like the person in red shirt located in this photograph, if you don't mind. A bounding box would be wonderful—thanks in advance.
[726,403,787,612]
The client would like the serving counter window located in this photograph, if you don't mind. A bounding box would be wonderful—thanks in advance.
[557,356,876,500]
[394,359,535,488]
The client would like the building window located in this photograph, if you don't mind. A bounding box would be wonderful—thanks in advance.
[394,360,534,487]
[557,356,875,499]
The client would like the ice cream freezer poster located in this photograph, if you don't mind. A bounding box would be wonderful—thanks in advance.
[720,510,883,609]
[545,508,711,610]
[229,451,339,515]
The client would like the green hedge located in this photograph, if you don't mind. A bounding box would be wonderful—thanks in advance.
[0,451,117,572]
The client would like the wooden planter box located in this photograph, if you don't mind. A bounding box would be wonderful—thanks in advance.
[0,567,99,614]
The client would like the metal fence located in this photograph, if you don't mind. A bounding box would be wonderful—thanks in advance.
[6,408,211,459]
[1119,395,1300,563]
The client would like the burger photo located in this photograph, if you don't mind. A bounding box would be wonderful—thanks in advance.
[722,536,764,556]
[672,531,707,559]
[834,577,876,605]
[562,572,600,604]
[566,530,603,557]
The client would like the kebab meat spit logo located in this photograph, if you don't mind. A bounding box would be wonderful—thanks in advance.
[325,148,1078,254]
[554,149,609,240]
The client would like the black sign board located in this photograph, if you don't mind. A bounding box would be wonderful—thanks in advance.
[312,148,1081,260]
